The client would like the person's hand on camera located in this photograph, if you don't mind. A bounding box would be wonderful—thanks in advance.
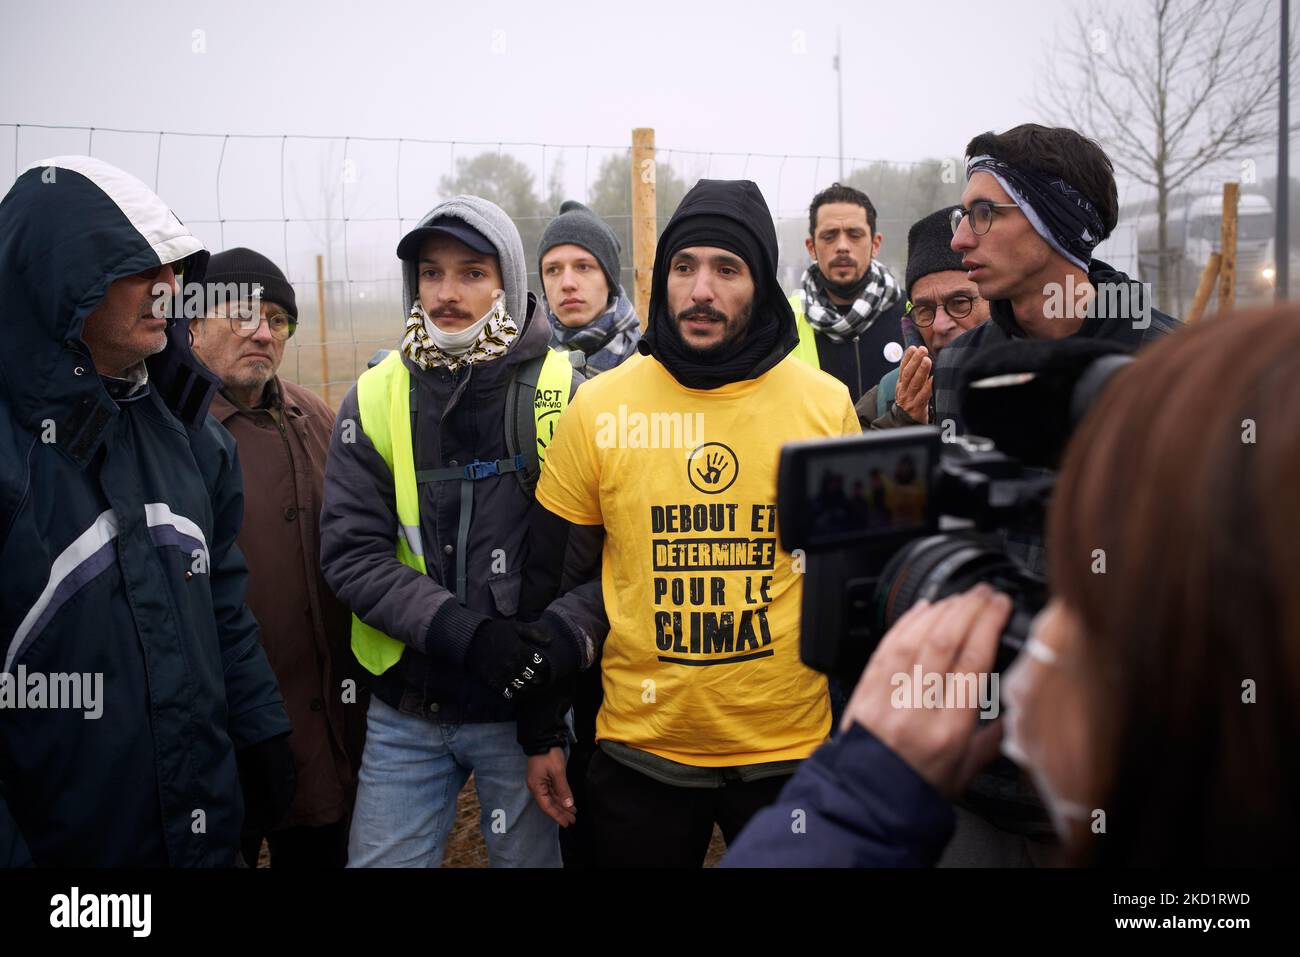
[527,747,576,827]
[465,619,552,701]
[841,584,1010,798]
[895,345,932,424]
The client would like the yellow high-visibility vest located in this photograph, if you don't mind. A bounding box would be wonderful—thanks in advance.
[349,348,573,675]
[787,292,821,369]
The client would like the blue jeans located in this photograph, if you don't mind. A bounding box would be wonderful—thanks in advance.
[347,696,561,868]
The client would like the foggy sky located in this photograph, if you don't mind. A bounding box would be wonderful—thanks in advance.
[2,0,1060,166]
[0,0,1289,290]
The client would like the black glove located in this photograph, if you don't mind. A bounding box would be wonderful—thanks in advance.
[516,675,575,755]
[518,615,583,682]
[236,732,296,834]
[465,619,553,701]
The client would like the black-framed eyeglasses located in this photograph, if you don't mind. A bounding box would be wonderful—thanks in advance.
[217,308,298,341]
[949,201,1021,237]
[906,294,977,327]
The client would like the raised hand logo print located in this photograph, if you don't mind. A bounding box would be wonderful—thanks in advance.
[698,451,728,485]
[686,442,739,495]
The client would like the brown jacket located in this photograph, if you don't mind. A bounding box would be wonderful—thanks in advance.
[211,377,366,829]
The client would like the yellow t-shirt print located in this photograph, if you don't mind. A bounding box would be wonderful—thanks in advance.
[537,352,861,767]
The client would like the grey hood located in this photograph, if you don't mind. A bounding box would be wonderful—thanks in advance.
[398,194,528,330]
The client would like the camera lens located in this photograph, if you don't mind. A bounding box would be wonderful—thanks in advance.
[874,533,1045,673]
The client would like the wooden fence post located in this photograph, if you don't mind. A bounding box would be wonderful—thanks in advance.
[316,253,331,407]
[1187,253,1222,324]
[631,128,657,322]
[1218,182,1239,313]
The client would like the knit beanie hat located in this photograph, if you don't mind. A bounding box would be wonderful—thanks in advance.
[537,200,621,305]
[636,178,796,391]
[205,247,297,319]
[905,205,967,296]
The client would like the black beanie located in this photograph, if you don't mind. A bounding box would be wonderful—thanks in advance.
[638,179,797,391]
[204,247,297,319]
[537,200,622,304]
[905,206,967,295]
[663,214,767,283]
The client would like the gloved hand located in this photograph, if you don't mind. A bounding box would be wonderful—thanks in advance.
[236,732,297,834]
[516,674,575,755]
[466,619,553,701]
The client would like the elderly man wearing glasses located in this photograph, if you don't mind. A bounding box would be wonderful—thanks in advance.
[191,247,366,868]
[855,206,990,430]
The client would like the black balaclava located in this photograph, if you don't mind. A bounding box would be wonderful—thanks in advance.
[638,179,798,390]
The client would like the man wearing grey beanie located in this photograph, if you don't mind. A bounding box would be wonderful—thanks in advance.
[535,202,641,865]
[538,200,641,373]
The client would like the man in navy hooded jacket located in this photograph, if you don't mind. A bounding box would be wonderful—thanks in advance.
[0,156,292,866]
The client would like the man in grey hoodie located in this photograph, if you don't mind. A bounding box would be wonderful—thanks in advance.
[319,195,600,867]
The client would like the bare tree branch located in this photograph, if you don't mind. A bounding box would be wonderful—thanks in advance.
[1038,0,1294,309]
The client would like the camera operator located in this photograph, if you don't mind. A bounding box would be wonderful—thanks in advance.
[724,310,1299,867]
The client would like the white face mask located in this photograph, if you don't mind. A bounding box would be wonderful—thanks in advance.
[419,301,495,355]
[1000,627,1093,841]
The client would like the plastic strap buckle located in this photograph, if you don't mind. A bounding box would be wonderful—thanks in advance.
[463,460,501,481]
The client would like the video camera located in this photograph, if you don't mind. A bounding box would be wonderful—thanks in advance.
[777,337,1136,680]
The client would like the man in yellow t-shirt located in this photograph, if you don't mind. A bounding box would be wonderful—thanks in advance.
[520,178,860,867]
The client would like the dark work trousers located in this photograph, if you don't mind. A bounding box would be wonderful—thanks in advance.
[586,747,791,867]
[560,664,603,868]
[241,817,350,869]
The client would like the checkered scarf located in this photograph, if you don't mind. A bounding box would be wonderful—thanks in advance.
[799,259,902,342]
[546,286,640,374]
[400,299,517,373]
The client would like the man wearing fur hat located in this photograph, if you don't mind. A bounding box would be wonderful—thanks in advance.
[855,207,990,430]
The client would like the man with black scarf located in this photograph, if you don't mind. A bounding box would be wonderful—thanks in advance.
[788,183,906,403]
[514,179,860,867]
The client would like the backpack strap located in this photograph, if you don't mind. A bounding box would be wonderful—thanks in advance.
[416,454,526,604]
[506,353,548,494]
[506,349,585,494]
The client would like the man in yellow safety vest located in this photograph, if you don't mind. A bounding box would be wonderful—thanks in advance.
[319,195,600,867]
[788,183,907,404]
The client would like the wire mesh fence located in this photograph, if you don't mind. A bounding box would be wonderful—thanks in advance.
[2,121,1250,405]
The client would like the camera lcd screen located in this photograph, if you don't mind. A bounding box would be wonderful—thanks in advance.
[778,428,940,551]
